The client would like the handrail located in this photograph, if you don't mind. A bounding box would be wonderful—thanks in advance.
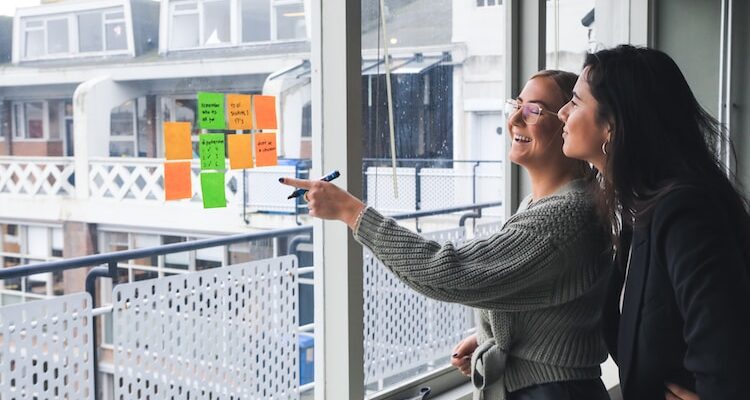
[0,201,502,280]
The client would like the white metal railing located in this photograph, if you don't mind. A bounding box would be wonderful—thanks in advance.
[0,156,75,197]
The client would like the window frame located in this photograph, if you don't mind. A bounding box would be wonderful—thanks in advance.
[17,5,132,62]
[165,0,308,52]
[12,101,49,141]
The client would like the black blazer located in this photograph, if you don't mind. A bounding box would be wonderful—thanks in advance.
[602,186,750,400]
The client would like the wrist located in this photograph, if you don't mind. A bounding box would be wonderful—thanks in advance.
[345,201,367,230]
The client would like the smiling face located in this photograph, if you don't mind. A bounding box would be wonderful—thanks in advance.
[557,68,611,172]
[506,77,568,169]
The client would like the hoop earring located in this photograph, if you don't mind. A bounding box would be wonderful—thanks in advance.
[601,141,608,156]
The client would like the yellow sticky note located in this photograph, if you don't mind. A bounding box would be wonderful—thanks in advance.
[254,133,278,167]
[227,94,253,130]
[164,161,193,200]
[164,122,193,160]
[227,134,253,169]
[253,95,278,130]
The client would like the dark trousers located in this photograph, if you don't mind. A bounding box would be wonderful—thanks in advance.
[507,379,610,400]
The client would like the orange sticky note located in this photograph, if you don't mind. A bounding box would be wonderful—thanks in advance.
[227,94,253,130]
[164,161,192,200]
[164,122,193,160]
[227,134,253,169]
[253,95,277,130]
[254,133,278,167]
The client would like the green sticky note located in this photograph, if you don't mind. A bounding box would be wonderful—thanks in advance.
[200,172,226,208]
[198,92,226,130]
[199,133,226,170]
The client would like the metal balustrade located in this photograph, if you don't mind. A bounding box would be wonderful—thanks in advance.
[0,202,502,399]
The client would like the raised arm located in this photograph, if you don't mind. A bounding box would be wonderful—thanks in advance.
[279,176,601,310]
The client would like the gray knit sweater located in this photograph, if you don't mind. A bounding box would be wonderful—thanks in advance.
[354,180,611,399]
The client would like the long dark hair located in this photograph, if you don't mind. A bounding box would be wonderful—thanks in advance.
[583,45,748,252]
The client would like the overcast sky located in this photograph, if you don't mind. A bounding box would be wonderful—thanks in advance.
[0,1,41,17]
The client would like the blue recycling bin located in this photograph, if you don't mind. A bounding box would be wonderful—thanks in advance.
[299,334,314,385]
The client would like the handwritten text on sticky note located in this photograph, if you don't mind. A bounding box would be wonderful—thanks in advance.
[199,133,226,170]
[198,92,226,130]
[254,133,278,167]
[227,94,253,130]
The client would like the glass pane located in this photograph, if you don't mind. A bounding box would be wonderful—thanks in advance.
[48,100,62,139]
[275,4,306,40]
[25,102,44,139]
[241,0,271,42]
[79,12,104,52]
[203,0,231,45]
[170,13,200,49]
[133,233,159,267]
[163,235,189,269]
[361,0,505,393]
[24,29,44,58]
[47,19,69,54]
[545,0,595,72]
[27,226,49,259]
[105,11,125,20]
[105,21,128,50]
[109,140,135,157]
[137,96,156,157]
[111,100,135,136]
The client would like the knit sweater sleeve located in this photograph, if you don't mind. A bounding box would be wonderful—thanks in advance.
[353,193,592,310]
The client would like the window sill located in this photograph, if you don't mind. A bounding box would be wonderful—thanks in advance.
[366,365,470,400]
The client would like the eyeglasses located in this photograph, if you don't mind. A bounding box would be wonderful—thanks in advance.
[503,99,558,125]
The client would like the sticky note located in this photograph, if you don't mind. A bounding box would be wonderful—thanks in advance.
[164,161,192,200]
[254,133,278,167]
[198,92,226,130]
[199,133,226,170]
[227,94,253,130]
[227,134,253,169]
[253,95,277,130]
[200,172,226,208]
[164,122,193,160]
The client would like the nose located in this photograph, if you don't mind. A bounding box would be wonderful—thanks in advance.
[557,102,570,123]
[509,107,525,127]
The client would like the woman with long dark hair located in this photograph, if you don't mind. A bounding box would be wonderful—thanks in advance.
[558,44,750,400]
[281,70,613,399]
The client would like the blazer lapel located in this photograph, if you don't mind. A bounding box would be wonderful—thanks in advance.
[617,228,650,390]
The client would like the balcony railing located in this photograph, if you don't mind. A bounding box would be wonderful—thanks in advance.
[0,156,75,197]
[0,202,502,399]
[0,157,502,218]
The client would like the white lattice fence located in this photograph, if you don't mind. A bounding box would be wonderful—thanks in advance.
[89,158,244,205]
[0,293,95,399]
[363,227,474,384]
[0,157,75,196]
[113,255,299,400]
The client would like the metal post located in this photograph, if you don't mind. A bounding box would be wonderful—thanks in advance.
[85,261,117,399]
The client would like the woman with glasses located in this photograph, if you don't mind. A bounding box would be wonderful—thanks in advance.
[281,70,613,400]
[558,45,750,400]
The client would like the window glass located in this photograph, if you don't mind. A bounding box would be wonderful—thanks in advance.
[361,0,505,393]
[25,29,44,58]
[203,0,231,45]
[48,100,63,139]
[275,3,306,40]
[46,19,69,54]
[545,0,595,72]
[171,13,200,49]
[105,21,128,50]
[79,12,104,52]
[25,102,44,139]
[241,0,271,42]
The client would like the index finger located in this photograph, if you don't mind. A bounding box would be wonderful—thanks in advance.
[279,177,314,190]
